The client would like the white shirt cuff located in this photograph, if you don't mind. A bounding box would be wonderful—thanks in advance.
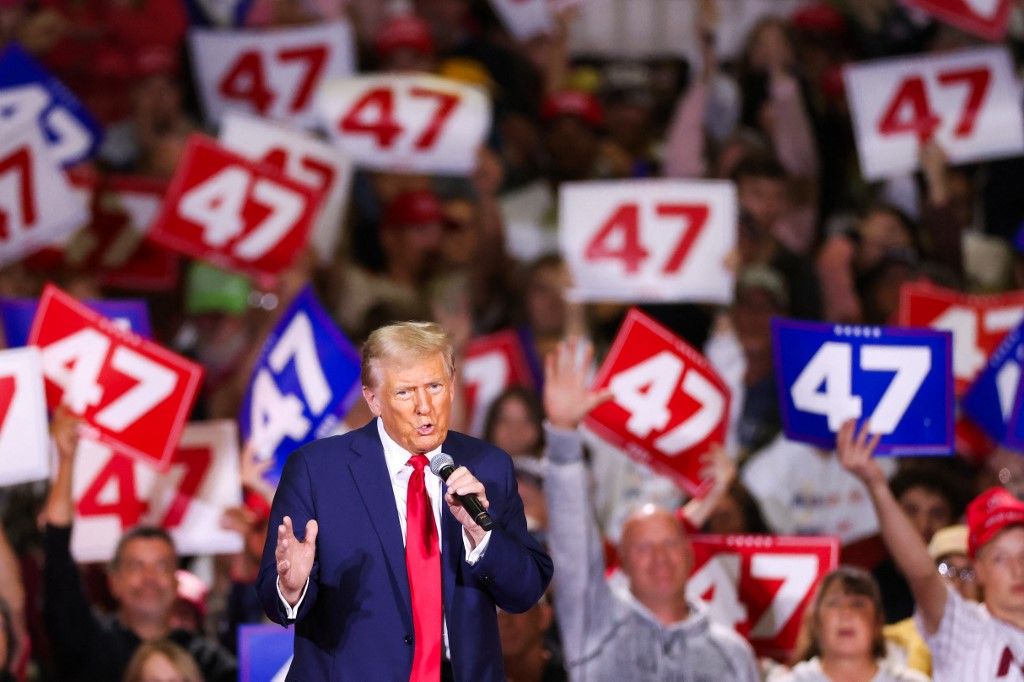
[463,529,491,565]
[277,576,310,620]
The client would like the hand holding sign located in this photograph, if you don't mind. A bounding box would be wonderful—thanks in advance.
[835,419,886,490]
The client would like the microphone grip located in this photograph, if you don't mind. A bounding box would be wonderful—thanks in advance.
[439,466,495,531]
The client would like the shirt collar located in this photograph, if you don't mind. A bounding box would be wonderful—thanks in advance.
[376,417,443,478]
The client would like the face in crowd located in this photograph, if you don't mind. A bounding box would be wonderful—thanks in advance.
[618,505,692,607]
[976,527,1024,618]
[108,536,179,623]
[363,351,455,455]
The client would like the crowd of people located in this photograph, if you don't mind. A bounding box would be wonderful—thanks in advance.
[3,0,1024,680]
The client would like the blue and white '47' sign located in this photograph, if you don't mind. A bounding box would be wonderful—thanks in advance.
[772,319,953,455]
[962,319,1024,447]
[238,624,292,682]
[0,44,103,167]
[240,285,360,483]
[1,297,152,348]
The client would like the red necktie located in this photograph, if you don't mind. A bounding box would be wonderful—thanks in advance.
[406,454,442,681]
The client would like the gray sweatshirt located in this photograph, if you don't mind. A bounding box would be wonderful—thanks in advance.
[544,424,761,682]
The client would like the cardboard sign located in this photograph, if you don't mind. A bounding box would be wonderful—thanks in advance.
[239,286,361,485]
[0,44,103,167]
[29,285,203,470]
[902,0,1012,41]
[687,535,839,661]
[70,420,244,562]
[961,319,1024,446]
[317,74,491,175]
[238,625,292,682]
[188,21,356,128]
[1,297,151,348]
[772,318,953,455]
[0,347,49,486]
[149,134,323,280]
[844,46,1024,180]
[583,308,730,496]
[559,179,737,304]
[461,330,535,438]
[219,112,353,264]
[898,281,1024,394]
[0,120,89,266]
[489,0,555,39]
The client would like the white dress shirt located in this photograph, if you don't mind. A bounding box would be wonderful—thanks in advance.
[277,418,492,646]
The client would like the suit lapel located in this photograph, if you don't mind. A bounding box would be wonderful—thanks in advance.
[346,421,412,620]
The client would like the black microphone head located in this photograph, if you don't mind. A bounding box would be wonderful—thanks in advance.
[430,453,456,479]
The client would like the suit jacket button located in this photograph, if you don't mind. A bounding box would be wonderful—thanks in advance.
[404,635,413,645]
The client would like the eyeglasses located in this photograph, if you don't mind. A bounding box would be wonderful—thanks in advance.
[937,562,975,583]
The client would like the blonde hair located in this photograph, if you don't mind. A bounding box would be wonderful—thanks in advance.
[792,566,886,665]
[361,321,454,387]
[123,640,202,682]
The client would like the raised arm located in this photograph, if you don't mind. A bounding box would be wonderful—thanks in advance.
[679,443,736,530]
[837,419,947,632]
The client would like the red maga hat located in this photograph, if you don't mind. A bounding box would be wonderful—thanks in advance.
[541,90,604,129]
[967,487,1024,558]
[383,189,444,230]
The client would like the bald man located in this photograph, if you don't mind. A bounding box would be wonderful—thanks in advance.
[541,339,758,682]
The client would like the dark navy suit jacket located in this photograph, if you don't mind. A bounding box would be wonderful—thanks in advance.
[257,420,554,681]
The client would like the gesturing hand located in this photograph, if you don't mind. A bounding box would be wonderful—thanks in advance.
[543,337,613,431]
[836,419,886,490]
[276,515,318,606]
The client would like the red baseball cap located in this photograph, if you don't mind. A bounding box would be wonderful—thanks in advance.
[383,189,444,230]
[541,90,604,129]
[375,14,435,58]
[967,487,1024,558]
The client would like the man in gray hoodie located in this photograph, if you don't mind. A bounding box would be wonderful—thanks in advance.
[542,338,760,682]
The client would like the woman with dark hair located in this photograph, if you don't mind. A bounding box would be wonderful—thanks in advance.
[483,386,545,457]
[770,567,927,681]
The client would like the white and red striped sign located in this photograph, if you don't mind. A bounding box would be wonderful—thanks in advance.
[29,285,203,471]
[149,135,323,280]
[219,112,352,264]
[844,46,1024,180]
[71,420,244,562]
[0,347,49,486]
[0,120,88,266]
[188,21,356,128]
[461,330,535,438]
[560,179,737,304]
[584,308,730,495]
[687,534,839,661]
[317,74,491,175]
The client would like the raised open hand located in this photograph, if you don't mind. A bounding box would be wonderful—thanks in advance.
[836,419,886,489]
[543,337,613,430]
[275,515,318,605]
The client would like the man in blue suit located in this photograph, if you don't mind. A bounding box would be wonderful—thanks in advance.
[257,321,553,681]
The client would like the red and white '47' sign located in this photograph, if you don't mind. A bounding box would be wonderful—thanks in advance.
[0,120,88,266]
[149,135,323,280]
[686,535,838,660]
[584,308,730,495]
[29,285,204,471]
[461,330,535,439]
[188,21,355,128]
[898,281,1024,395]
[903,0,1012,41]
[219,112,353,265]
[560,179,737,304]
[317,74,491,176]
[70,420,244,563]
[0,347,49,486]
[844,46,1024,180]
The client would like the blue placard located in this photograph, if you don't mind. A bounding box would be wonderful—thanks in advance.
[238,624,292,682]
[0,298,151,348]
[239,285,361,484]
[0,43,103,167]
[962,320,1024,446]
[772,318,953,455]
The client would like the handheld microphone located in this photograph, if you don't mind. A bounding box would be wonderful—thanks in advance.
[430,454,494,531]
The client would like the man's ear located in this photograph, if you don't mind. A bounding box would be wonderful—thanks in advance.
[362,385,382,416]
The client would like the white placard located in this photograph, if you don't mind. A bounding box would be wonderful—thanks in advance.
[0,347,49,486]
[844,46,1024,180]
[489,0,556,39]
[316,74,491,176]
[220,112,353,263]
[559,179,737,304]
[189,21,356,128]
[0,120,88,265]
[71,420,243,562]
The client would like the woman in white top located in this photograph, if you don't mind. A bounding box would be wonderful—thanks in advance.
[770,567,929,682]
